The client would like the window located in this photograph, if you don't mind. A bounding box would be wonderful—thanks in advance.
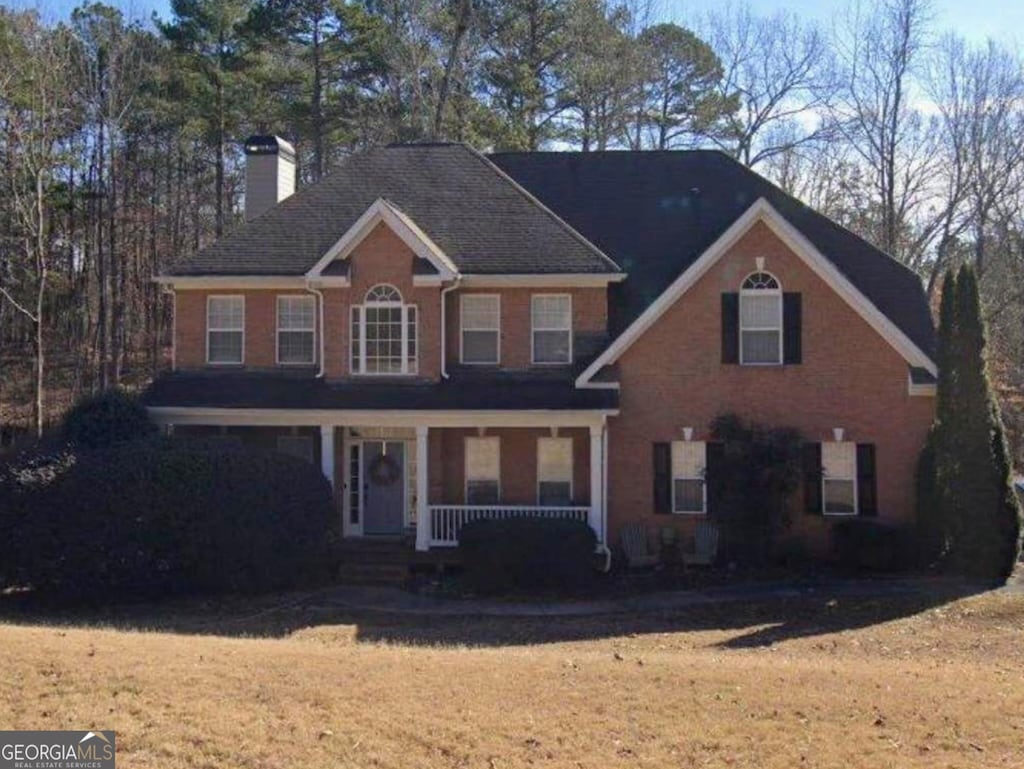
[465,436,500,504]
[740,272,782,365]
[276,434,314,463]
[277,295,316,365]
[350,284,418,374]
[461,294,500,364]
[531,294,572,364]
[671,441,706,514]
[822,442,857,515]
[207,295,244,364]
[537,437,573,506]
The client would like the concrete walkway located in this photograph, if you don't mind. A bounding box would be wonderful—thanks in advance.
[304,576,994,618]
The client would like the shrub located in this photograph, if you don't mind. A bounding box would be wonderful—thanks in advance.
[3,438,337,598]
[62,388,156,450]
[832,520,915,573]
[459,517,597,595]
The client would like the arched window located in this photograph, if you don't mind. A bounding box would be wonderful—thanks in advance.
[739,271,782,364]
[350,284,418,374]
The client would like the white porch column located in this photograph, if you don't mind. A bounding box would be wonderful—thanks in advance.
[320,425,336,490]
[415,425,430,551]
[589,424,605,544]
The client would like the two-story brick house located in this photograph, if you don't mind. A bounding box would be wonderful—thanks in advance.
[146,140,937,558]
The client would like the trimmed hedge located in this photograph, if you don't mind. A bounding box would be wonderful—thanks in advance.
[1,438,337,598]
[62,388,156,449]
[459,517,597,595]
[832,520,915,573]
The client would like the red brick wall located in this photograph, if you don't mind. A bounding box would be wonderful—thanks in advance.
[174,289,314,370]
[606,221,935,553]
[437,427,591,506]
[444,287,607,370]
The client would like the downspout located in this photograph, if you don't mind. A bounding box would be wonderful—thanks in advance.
[440,275,461,379]
[160,284,177,372]
[306,282,326,378]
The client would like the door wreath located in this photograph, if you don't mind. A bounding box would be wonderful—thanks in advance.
[369,452,401,486]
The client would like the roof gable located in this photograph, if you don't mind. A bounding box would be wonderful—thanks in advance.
[575,198,937,388]
[167,144,621,278]
[490,150,935,361]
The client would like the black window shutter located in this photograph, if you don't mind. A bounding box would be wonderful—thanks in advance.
[653,442,672,514]
[705,441,725,515]
[857,443,878,516]
[783,293,802,364]
[802,442,823,514]
[721,293,739,364]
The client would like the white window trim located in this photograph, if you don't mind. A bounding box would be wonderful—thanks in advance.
[350,284,419,376]
[275,295,317,366]
[822,442,859,516]
[464,436,501,503]
[536,436,573,505]
[739,272,783,366]
[460,294,501,365]
[671,441,707,515]
[530,293,573,365]
[206,294,245,366]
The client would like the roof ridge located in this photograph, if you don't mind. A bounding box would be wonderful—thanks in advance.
[460,144,624,274]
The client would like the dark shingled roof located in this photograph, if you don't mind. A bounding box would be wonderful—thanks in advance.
[169,143,619,277]
[142,372,619,411]
[490,150,936,358]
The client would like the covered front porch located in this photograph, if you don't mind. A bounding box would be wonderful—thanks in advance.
[151,409,611,552]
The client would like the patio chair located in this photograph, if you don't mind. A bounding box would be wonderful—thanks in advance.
[621,523,660,569]
[682,522,719,568]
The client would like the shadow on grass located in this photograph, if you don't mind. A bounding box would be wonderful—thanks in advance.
[0,576,995,650]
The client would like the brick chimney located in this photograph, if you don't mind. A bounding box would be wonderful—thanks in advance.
[243,135,296,221]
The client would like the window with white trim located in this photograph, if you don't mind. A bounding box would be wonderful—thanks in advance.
[671,441,706,514]
[822,442,857,515]
[460,294,500,364]
[350,284,418,374]
[531,294,572,364]
[537,437,573,506]
[207,295,244,364]
[276,434,314,463]
[740,272,782,365]
[277,295,316,364]
[465,436,500,504]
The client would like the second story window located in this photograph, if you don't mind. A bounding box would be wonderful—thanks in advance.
[460,294,500,364]
[739,272,782,365]
[531,294,572,364]
[350,284,418,375]
[277,295,316,365]
[207,295,244,365]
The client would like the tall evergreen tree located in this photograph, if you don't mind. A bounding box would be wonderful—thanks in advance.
[948,265,1022,578]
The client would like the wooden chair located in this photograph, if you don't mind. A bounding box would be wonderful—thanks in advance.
[682,522,719,568]
[621,523,660,569]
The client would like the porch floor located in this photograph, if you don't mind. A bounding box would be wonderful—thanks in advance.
[335,537,461,586]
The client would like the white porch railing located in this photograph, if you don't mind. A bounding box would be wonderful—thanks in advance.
[428,505,590,547]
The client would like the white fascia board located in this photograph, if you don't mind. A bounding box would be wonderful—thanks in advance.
[459,273,626,288]
[575,197,937,388]
[154,276,308,290]
[305,198,458,281]
[146,406,618,428]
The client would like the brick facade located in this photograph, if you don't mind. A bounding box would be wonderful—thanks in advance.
[606,221,934,552]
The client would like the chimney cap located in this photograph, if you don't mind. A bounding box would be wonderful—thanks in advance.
[243,135,296,162]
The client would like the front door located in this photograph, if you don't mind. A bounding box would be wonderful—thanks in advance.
[362,441,406,534]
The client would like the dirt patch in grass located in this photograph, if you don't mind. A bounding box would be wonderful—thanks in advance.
[1,589,1022,768]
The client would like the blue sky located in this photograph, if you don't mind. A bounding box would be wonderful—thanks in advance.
[4,0,1023,45]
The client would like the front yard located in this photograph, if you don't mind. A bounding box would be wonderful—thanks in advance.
[1,586,1023,768]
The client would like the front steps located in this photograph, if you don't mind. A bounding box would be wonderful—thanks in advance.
[336,537,415,586]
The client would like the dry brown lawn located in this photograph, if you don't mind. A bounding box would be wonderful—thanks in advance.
[1,586,1023,769]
